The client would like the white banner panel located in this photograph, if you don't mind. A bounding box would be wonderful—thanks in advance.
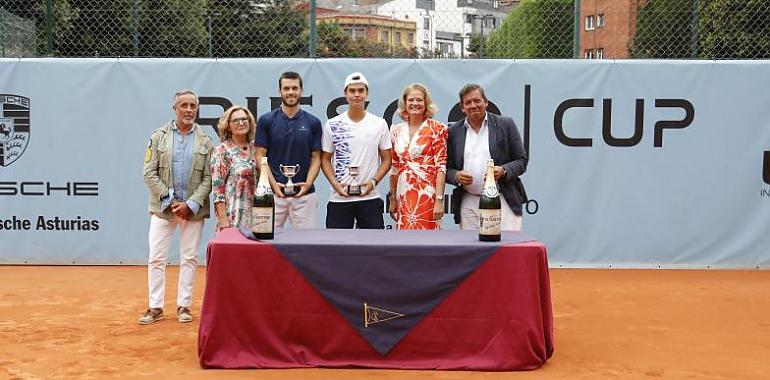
[1,58,769,268]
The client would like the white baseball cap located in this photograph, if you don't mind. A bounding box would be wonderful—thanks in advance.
[344,72,369,90]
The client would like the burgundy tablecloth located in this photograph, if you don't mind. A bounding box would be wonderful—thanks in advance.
[198,228,554,371]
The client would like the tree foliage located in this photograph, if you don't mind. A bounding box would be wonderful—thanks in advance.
[209,0,306,57]
[139,0,208,57]
[466,33,484,58]
[1,0,307,57]
[484,0,573,59]
[699,0,770,59]
[631,0,770,59]
[629,0,695,58]
[1,0,211,56]
[0,0,78,56]
[314,21,353,58]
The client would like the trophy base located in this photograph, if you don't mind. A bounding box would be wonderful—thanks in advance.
[283,186,297,197]
[347,185,361,196]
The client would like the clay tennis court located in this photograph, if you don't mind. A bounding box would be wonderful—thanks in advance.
[1,266,768,379]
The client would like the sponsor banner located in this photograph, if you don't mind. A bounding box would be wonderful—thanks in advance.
[1,58,769,267]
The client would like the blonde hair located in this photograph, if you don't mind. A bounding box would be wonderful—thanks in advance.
[217,106,256,142]
[397,83,438,121]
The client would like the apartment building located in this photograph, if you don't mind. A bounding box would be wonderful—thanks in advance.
[580,0,648,59]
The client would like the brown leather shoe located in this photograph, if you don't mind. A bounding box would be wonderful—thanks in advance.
[138,308,164,325]
[177,306,192,323]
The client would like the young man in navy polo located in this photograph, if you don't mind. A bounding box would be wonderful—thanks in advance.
[255,71,323,228]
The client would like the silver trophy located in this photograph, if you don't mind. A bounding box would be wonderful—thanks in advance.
[347,165,361,196]
[279,163,300,196]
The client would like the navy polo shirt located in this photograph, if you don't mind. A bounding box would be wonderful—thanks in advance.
[255,108,323,194]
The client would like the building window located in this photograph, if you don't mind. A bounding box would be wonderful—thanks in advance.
[597,14,605,28]
[596,48,604,59]
[437,42,455,57]
[381,31,389,42]
[584,49,594,59]
[346,28,365,40]
[435,42,455,57]
[407,33,414,44]
[585,15,595,31]
[424,17,430,29]
[396,32,402,44]
[493,0,499,9]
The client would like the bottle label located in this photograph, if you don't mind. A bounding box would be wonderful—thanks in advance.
[251,206,273,233]
[255,185,269,196]
[479,209,501,235]
[482,185,499,198]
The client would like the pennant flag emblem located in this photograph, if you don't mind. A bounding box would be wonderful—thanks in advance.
[364,303,405,328]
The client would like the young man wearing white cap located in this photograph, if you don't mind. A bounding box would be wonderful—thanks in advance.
[321,72,392,228]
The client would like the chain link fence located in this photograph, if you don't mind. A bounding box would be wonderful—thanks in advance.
[0,6,36,57]
[0,0,768,59]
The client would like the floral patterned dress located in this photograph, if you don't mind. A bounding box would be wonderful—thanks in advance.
[390,118,448,230]
[211,140,257,229]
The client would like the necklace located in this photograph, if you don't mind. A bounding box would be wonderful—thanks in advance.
[234,141,249,152]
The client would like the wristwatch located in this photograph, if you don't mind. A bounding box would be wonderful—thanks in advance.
[435,194,444,201]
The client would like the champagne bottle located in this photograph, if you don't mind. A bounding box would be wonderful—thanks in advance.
[478,158,501,242]
[252,157,275,240]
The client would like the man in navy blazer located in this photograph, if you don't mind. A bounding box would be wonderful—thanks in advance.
[446,84,528,231]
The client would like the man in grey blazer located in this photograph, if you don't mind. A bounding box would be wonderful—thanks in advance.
[446,84,528,231]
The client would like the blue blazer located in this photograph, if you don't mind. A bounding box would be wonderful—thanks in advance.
[446,113,528,224]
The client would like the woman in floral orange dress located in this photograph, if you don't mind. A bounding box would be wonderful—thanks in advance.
[388,83,448,230]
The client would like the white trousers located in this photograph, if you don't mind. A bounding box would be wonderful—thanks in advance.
[147,214,203,309]
[459,193,522,232]
[275,192,318,229]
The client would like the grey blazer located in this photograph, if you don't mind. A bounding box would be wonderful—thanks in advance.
[445,112,528,224]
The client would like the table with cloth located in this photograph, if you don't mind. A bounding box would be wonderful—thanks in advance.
[198,228,554,371]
